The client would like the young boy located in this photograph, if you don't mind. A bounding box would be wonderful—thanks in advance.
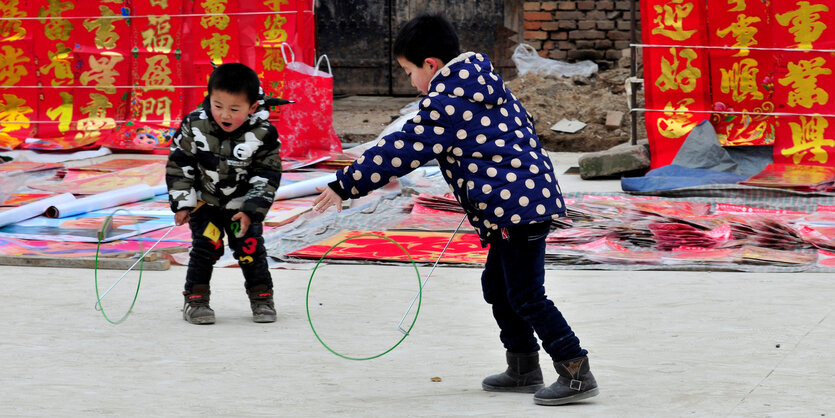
[167,63,282,325]
[313,15,598,406]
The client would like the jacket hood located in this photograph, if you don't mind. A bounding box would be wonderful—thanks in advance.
[428,52,510,106]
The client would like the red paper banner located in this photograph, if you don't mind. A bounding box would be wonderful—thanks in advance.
[185,0,241,112]
[707,0,775,146]
[642,0,712,168]
[0,0,37,149]
[773,115,835,166]
[3,1,320,157]
[642,0,835,168]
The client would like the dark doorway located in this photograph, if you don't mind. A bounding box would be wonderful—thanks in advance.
[315,0,520,96]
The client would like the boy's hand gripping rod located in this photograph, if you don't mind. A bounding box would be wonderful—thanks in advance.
[94,202,204,311]
[396,214,467,335]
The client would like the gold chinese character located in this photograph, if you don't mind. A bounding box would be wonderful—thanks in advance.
[80,53,125,94]
[75,93,116,142]
[0,0,27,42]
[652,0,697,41]
[778,57,831,109]
[200,33,231,64]
[38,0,74,41]
[46,91,74,133]
[141,55,174,92]
[141,15,174,53]
[83,6,121,50]
[720,58,764,102]
[200,0,229,30]
[40,43,74,86]
[782,116,835,164]
[728,0,746,12]
[776,1,829,49]
[716,14,760,57]
[139,96,173,125]
[657,99,698,138]
[655,48,701,93]
[0,93,33,134]
[263,0,289,10]
[261,47,287,72]
[0,44,29,85]
[150,0,169,7]
[262,14,288,44]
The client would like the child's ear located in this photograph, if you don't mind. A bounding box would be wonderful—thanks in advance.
[424,57,442,72]
[249,102,259,114]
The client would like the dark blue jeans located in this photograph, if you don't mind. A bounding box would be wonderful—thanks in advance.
[481,220,587,362]
[184,205,272,292]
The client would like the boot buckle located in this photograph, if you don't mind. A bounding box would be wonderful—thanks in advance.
[569,379,583,391]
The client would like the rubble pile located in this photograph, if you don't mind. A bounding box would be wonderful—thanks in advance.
[505,68,647,153]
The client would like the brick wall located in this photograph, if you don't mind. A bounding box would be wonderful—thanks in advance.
[522,1,640,69]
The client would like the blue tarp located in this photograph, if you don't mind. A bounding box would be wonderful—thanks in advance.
[621,120,772,192]
[621,165,748,192]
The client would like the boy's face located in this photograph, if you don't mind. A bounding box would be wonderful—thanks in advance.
[209,89,258,132]
[397,56,442,95]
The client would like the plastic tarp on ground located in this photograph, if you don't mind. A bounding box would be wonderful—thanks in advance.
[622,120,773,192]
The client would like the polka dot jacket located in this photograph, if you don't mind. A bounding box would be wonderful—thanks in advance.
[331,52,567,242]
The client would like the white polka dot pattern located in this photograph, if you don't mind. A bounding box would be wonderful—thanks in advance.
[331,51,567,241]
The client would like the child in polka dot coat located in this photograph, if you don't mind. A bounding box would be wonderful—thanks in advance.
[314,15,598,406]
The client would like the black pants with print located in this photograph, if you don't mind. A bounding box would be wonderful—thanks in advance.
[184,204,272,292]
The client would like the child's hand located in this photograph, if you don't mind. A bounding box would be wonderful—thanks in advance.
[174,209,191,226]
[231,212,251,238]
[313,186,344,213]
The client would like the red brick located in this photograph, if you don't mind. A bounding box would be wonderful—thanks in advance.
[558,1,576,10]
[577,1,595,10]
[550,31,569,40]
[524,30,549,40]
[541,21,560,31]
[542,40,556,50]
[541,1,558,11]
[524,2,541,11]
[524,21,543,30]
[578,20,596,30]
[524,11,553,21]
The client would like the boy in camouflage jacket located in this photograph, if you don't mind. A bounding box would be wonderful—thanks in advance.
[166,63,282,325]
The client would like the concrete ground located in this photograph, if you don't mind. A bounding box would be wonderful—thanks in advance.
[2,154,834,416]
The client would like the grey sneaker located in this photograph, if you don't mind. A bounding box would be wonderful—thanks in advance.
[183,284,215,325]
[247,285,276,323]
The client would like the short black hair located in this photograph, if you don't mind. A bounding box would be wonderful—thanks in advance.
[207,63,260,105]
[393,14,460,67]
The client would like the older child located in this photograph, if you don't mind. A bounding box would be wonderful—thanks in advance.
[167,63,282,325]
[313,15,598,406]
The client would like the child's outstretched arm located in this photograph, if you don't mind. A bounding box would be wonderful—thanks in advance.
[324,96,456,206]
[313,186,344,213]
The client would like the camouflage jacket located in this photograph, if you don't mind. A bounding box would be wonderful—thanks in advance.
[166,95,282,223]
